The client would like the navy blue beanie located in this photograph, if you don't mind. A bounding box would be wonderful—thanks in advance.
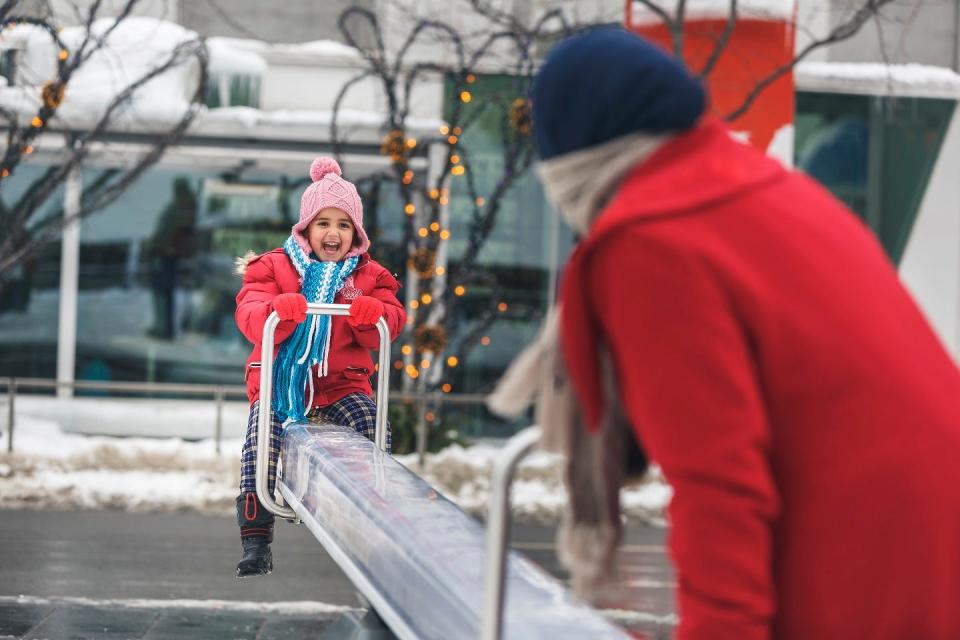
[531,27,707,160]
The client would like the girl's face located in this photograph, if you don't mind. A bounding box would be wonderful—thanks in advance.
[306,207,355,262]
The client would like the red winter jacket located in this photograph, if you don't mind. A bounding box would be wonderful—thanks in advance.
[561,119,960,639]
[236,249,405,407]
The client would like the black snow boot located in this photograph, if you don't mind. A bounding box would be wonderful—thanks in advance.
[236,492,274,578]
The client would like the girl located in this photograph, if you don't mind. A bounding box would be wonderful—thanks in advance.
[233,157,405,577]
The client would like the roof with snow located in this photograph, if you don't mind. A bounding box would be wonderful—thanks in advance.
[795,62,960,99]
[0,17,442,140]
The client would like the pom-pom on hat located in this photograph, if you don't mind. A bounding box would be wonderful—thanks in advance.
[292,156,369,258]
[530,27,706,160]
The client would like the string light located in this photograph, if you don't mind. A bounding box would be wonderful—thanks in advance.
[447,135,458,145]
[475,197,485,206]
[402,170,414,184]
[447,356,458,367]
[418,227,428,238]
[24,145,33,155]
[425,411,436,422]
[404,203,415,215]
[429,222,440,232]
[439,196,449,205]
[58,49,68,61]
[406,137,417,149]
[441,383,452,393]
[466,73,476,84]
[410,300,420,309]
[450,154,460,163]
[1,169,9,178]
[480,336,491,346]
[421,359,430,369]
[453,127,462,135]
[454,285,466,296]
[435,266,446,275]
[393,360,404,370]
[451,165,465,176]
[420,293,432,304]
[401,344,412,355]
[497,302,507,312]
[460,90,472,103]
[429,188,440,199]
[439,230,450,240]
[30,116,43,128]
[406,365,420,379]
[439,125,449,134]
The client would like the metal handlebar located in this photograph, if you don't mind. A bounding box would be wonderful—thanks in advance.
[256,303,393,519]
[480,426,543,640]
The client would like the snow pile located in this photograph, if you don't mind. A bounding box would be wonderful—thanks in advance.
[0,413,671,523]
[0,415,241,514]
[397,444,671,525]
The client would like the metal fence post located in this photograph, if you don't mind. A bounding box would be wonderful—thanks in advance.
[416,396,427,467]
[214,386,224,456]
[7,378,15,454]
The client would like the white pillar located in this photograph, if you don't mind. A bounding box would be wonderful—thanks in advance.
[56,164,82,399]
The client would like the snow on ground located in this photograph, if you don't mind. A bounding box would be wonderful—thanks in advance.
[0,408,671,524]
[2,595,355,615]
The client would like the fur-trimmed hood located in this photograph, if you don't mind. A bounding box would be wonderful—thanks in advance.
[234,250,259,277]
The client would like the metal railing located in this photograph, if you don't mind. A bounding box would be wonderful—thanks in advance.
[0,376,247,455]
[0,378,491,457]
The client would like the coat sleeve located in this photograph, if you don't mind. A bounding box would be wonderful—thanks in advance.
[349,268,406,349]
[587,228,779,640]
[235,256,298,348]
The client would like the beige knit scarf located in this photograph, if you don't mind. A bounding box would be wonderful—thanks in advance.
[487,131,669,598]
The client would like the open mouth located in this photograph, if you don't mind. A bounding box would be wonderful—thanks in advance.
[322,241,341,254]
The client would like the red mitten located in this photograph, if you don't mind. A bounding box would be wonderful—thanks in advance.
[348,295,384,328]
[272,293,308,323]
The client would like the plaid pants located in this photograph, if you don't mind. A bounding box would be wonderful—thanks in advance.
[239,393,390,494]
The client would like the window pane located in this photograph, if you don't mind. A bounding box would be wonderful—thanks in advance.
[796,92,954,264]
[75,167,292,386]
[0,164,64,378]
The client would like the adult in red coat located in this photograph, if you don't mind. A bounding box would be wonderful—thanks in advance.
[525,27,960,639]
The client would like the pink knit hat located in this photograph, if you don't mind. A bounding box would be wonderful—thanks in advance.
[292,156,369,258]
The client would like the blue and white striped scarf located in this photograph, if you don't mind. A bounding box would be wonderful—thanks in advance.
[272,235,358,423]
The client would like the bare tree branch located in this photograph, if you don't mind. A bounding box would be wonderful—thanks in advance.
[699,0,738,77]
[724,0,896,121]
[0,35,209,280]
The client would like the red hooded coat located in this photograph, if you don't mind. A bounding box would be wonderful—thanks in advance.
[560,119,960,639]
[236,249,405,406]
